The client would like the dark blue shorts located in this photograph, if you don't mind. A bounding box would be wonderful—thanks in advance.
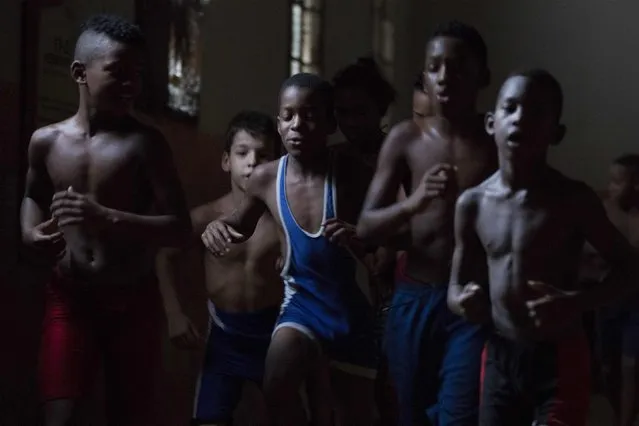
[192,303,279,424]
[385,279,486,426]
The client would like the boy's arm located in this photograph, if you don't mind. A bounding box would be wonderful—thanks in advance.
[572,185,639,311]
[156,203,216,346]
[157,203,219,316]
[357,123,416,247]
[447,190,485,315]
[219,164,272,240]
[21,128,62,251]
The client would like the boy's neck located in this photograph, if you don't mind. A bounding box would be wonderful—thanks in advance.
[76,91,128,135]
[432,108,479,137]
[288,149,330,178]
[230,182,246,205]
[500,159,549,191]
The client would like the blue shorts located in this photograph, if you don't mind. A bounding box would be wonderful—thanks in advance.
[192,303,279,424]
[275,296,378,379]
[385,279,486,426]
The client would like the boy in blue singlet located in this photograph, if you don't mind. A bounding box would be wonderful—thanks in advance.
[201,73,377,426]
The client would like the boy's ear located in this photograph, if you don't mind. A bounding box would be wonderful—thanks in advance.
[221,151,230,172]
[484,111,495,136]
[71,61,87,84]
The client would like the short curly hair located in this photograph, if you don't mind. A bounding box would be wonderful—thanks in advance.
[429,20,487,70]
[74,14,144,63]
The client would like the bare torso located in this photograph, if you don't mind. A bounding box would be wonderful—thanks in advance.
[473,170,586,340]
[45,117,159,283]
[201,194,283,312]
[403,117,496,283]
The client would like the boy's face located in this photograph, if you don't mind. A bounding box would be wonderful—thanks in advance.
[608,164,636,206]
[76,40,142,115]
[334,87,381,144]
[424,36,485,116]
[412,89,431,126]
[222,130,272,191]
[487,76,563,166]
[278,86,334,159]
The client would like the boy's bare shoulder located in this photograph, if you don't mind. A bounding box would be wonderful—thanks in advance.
[30,118,76,149]
[195,194,232,219]
[131,118,171,151]
[456,172,501,213]
[545,168,596,202]
[386,119,424,148]
[247,159,280,191]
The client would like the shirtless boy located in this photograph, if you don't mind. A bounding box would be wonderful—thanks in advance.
[448,69,639,426]
[20,15,191,426]
[202,73,377,426]
[603,154,639,426]
[357,21,496,425]
[157,111,286,426]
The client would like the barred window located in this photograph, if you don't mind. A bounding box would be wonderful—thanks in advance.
[372,0,394,81]
[167,0,207,116]
[290,0,323,75]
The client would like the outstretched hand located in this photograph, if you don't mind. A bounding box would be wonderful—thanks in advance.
[201,220,245,257]
[526,280,579,331]
[322,218,359,247]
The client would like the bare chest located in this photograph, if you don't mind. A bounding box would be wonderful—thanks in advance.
[477,195,579,261]
[405,136,495,193]
[220,215,280,263]
[46,135,144,195]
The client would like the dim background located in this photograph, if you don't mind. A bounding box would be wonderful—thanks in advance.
[0,0,633,424]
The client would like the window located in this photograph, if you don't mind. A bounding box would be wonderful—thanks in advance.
[290,0,323,75]
[167,0,206,117]
[372,0,394,81]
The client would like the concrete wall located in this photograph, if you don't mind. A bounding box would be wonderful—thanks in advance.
[402,0,638,189]
[198,0,289,136]
[198,0,377,137]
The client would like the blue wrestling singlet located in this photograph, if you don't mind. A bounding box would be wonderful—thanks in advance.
[192,301,279,425]
[274,154,377,378]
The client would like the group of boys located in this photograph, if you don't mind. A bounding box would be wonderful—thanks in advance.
[20,12,639,426]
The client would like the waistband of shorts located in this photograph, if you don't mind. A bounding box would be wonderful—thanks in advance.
[208,301,279,338]
[394,278,446,295]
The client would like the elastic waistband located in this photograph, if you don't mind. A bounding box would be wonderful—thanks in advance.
[394,252,447,288]
[208,301,279,339]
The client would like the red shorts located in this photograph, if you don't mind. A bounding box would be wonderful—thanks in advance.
[39,270,163,423]
[479,332,591,426]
